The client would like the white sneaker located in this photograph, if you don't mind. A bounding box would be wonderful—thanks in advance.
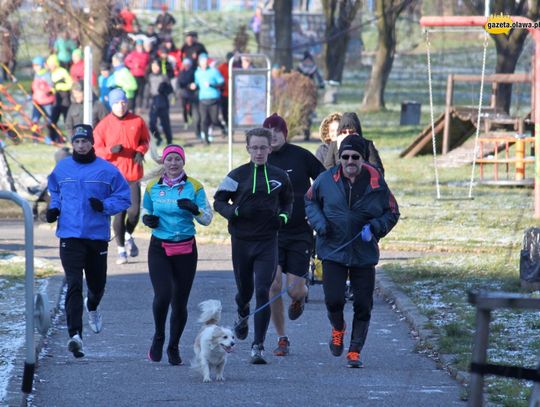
[125,237,139,257]
[67,334,84,358]
[85,297,103,333]
[116,252,128,265]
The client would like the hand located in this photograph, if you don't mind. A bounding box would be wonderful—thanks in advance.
[89,198,104,212]
[45,208,60,223]
[110,144,123,154]
[177,199,199,215]
[133,151,144,165]
[142,214,159,228]
[270,214,286,230]
[361,224,372,242]
[317,223,331,237]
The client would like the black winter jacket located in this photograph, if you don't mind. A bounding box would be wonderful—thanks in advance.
[214,162,294,240]
[305,164,399,267]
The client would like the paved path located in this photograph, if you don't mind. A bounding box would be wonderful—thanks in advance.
[2,221,465,406]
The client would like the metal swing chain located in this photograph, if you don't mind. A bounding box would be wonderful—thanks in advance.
[468,32,489,198]
[425,29,442,199]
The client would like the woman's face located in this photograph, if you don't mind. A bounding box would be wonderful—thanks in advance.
[163,153,184,178]
[328,120,340,142]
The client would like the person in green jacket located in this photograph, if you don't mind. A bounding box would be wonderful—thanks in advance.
[107,53,138,112]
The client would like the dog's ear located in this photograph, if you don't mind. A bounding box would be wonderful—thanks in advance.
[212,326,224,340]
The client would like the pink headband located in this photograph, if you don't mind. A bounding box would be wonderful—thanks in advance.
[162,145,185,163]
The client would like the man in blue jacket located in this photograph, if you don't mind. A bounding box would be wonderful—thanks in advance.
[47,124,131,358]
[305,135,399,368]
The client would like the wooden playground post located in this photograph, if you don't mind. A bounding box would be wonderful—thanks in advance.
[420,15,540,218]
[443,75,454,154]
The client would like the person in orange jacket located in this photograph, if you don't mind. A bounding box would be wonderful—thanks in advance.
[93,88,150,265]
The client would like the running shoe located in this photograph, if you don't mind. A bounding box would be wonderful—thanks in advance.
[346,351,363,368]
[116,252,128,265]
[288,299,305,320]
[167,346,182,366]
[84,297,102,333]
[234,315,249,340]
[329,323,346,357]
[67,334,84,358]
[148,335,165,362]
[250,344,267,365]
[273,336,290,356]
[125,237,139,257]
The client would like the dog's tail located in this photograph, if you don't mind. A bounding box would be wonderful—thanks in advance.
[198,299,222,325]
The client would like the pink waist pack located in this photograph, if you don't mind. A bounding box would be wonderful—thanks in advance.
[161,238,194,256]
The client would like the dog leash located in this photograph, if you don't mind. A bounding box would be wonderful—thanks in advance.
[233,230,363,329]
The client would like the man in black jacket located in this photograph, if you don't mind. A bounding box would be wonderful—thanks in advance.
[305,135,399,368]
[214,127,293,365]
[263,113,324,357]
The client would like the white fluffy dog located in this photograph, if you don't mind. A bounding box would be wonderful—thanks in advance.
[192,300,235,382]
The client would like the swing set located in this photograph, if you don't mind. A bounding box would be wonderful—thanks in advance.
[420,15,540,217]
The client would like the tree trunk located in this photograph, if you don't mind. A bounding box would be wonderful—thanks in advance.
[322,0,361,82]
[274,0,293,71]
[361,0,397,111]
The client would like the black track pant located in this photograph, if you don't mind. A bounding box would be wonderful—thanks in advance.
[199,98,223,142]
[148,236,198,349]
[322,260,375,353]
[231,236,277,346]
[59,238,108,337]
[113,181,140,247]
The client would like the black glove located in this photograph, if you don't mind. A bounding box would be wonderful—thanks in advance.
[45,208,60,223]
[89,198,104,212]
[270,214,286,230]
[110,144,123,154]
[177,199,199,215]
[133,151,144,165]
[142,214,159,228]
[235,199,259,219]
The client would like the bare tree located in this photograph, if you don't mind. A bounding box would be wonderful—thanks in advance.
[464,0,540,113]
[274,0,293,70]
[321,0,362,83]
[361,0,414,111]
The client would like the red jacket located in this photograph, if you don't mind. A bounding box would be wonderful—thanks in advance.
[120,9,137,33]
[217,62,229,97]
[32,69,55,105]
[70,60,97,86]
[125,50,150,78]
[93,112,150,182]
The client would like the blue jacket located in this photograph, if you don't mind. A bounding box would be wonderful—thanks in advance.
[142,174,213,241]
[305,164,399,268]
[48,156,131,240]
[194,67,224,100]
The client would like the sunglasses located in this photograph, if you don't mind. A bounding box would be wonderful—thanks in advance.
[341,154,361,160]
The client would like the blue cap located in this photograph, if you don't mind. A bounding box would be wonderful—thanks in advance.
[108,88,127,106]
[71,124,94,145]
[198,53,208,61]
[32,56,45,66]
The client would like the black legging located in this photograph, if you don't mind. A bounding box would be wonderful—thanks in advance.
[322,260,375,353]
[199,98,224,143]
[148,236,198,349]
[231,236,277,346]
[113,181,140,247]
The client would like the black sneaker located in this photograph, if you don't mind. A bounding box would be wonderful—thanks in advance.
[234,315,249,340]
[288,299,305,320]
[148,335,164,362]
[250,344,267,365]
[329,324,346,357]
[67,334,85,358]
[346,351,364,368]
[167,346,182,365]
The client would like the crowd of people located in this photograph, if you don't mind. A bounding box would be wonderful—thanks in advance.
[32,3,400,371]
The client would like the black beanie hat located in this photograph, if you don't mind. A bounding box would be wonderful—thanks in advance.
[337,112,363,137]
[71,124,94,145]
[338,134,367,158]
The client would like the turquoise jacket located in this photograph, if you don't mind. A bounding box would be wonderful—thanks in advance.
[194,67,224,100]
[142,174,213,241]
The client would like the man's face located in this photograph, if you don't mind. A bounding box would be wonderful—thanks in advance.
[186,35,194,46]
[340,149,362,179]
[73,90,84,104]
[111,100,128,117]
[247,135,271,166]
[340,127,356,136]
[270,128,286,150]
[72,138,92,155]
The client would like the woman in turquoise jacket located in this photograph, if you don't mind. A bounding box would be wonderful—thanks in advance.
[142,144,212,365]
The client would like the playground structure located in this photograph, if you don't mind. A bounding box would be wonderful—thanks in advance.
[401,72,534,184]
[419,15,540,217]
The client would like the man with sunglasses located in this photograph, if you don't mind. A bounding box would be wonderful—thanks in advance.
[305,134,399,368]
[214,127,293,364]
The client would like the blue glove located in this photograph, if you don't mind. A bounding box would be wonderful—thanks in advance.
[361,224,372,242]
